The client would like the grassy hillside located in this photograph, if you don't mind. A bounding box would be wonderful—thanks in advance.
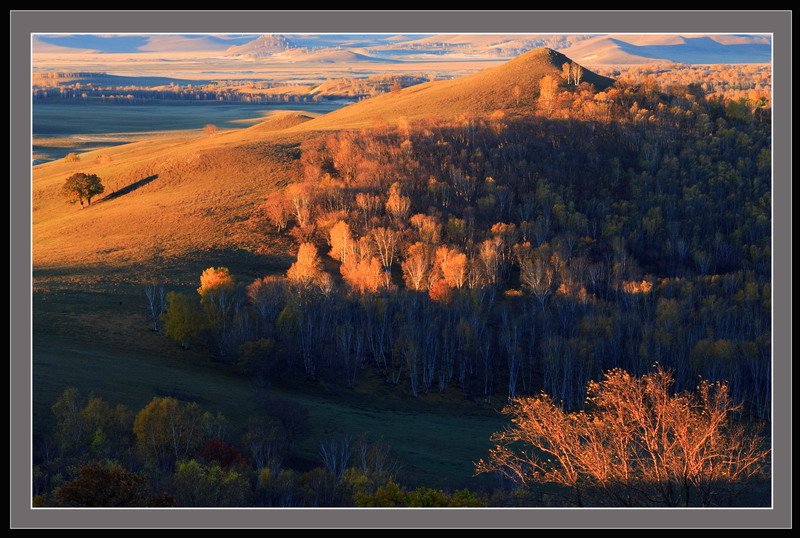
[32,115,317,290]
[293,47,614,131]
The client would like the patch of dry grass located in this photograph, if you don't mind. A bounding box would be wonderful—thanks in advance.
[32,125,309,290]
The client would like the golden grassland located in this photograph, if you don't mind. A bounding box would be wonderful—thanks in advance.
[293,48,613,131]
[32,115,319,290]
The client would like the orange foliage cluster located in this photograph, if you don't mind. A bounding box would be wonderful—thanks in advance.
[621,279,653,294]
[287,243,322,282]
[436,246,468,289]
[427,278,453,303]
[340,256,388,294]
[604,63,771,106]
[476,367,770,507]
[197,267,235,298]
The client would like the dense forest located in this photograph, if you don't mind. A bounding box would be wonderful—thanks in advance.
[188,78,771,415]
[33,66,772,507]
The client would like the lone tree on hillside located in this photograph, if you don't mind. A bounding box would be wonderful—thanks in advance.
[475,367,771,507]
[62,172,105,207]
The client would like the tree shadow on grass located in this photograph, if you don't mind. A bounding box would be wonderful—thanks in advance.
[100,174,159,203]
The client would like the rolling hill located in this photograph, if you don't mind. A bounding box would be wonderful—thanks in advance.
[32,48,609,285]
[292,47,614,131]
[32,121,308,286]
[276,48,396,64]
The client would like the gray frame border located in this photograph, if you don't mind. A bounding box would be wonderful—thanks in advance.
[11,10,791,529]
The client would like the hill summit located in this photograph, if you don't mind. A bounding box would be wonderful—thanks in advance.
[298,48,615,130]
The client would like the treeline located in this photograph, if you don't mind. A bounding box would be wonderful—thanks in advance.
[33,71,101,80]
[597,63,771,106]
[33,388,484,507]
[32,72,431,104]
[153,77,771,420]
[32,86,322,104]
[310,73,431,99]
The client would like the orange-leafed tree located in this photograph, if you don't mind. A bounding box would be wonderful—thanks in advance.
[409,213,442,245]
[286,242,331,293]
[285,182,315,228]
[475,367,770,507]
[341,256,388,294]
[197,267,236,299]
[263,191,291,232]
[385,182,411,226]
[401,242,435,291]
[436,246,468,289]
[370,226,399,275]
[328,220,353,264]
[538,74,563,116]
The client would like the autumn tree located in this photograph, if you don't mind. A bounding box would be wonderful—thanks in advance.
[172,459,251,507]
[285,182,315,228]
[50,388,134,461]
[62,172,105,207]
[436,246,468,289]
[242,417,288,471]
[263,191,291,232]
[409,213,442,245]
[370,226,399,275]
[475,367,770,507]
[286,242,331,293]
[328,220,354,264]
[562,61,584,86]
[355,192,382,228]
[385,182,411,226]
[341,256,388,294]
[401,242,435,291]
[197,267,246,359]
[162,291,203,350]
[133,397,205,472]
[53,463,150,507]
[197,266,237,321]
[538,75,562,116]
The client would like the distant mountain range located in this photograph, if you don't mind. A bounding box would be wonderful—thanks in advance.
[33,33,771,65]
[558,34,772,65]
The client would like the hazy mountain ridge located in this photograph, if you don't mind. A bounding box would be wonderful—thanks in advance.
[559,34,772,65]
[224,34,297,58]
[33,33,772,66]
